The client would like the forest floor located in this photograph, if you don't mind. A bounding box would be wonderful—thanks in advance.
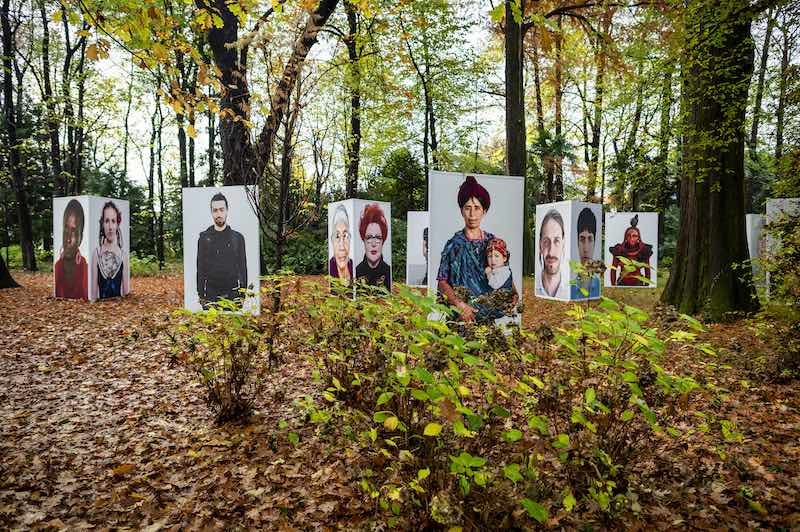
[1,272,799,530]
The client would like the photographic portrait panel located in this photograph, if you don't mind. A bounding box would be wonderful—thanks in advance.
[53,196,91,300]
[182,186,261,314]
[603,211,658,289]
[88,196,131,301]
[534,201,571,302]
[351,199,392,292]
[429,171,524,326]
[406,211,429,287]
[570,202,603,300]
[327,199,355,286]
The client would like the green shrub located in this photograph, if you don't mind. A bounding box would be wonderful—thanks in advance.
[297,283,706,528]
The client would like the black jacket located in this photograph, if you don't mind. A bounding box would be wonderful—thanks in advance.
[197,225,247,302]
[356,256,392,291]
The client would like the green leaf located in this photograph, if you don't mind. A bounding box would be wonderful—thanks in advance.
[384,416,399,431]
[376,392,394,406]
[527,415,550,435]
[552,433,570,449]
[489,3,505,23]
[418,468,430,480]
[585,387,596,405]
[503,463,523,483]
[423,423,442,436]
[562,489,576,511]
[521,498,549,523]
[287,432,299,445]
[411,389,429,401]
[620,410,635,421]
[503,429,523,442]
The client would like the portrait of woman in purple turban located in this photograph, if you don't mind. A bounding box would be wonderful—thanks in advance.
[436,175,517,323]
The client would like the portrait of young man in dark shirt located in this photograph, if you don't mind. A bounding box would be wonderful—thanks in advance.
[196,193,248,309]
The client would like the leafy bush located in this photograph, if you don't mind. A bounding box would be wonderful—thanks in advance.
[130,255,161,276]
[170,275,301,423]
[294,282,706,528]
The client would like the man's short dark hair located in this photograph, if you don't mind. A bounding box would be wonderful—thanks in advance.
[577,207,597,236]
[423,227,428,242]
[540,209,565,239]
[64,199,85,236]
[210,193,228,209]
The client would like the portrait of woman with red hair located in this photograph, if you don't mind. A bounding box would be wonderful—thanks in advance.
[356,203,391,290]
[608,214,654,286]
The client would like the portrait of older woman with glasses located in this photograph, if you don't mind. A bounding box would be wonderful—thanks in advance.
[355,203,391,290]
[328,204,353,284]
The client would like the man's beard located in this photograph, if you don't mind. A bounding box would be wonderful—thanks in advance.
[544,257,560,275]
[214,218,226,228]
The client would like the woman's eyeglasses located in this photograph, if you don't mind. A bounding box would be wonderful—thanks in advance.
[364,234,383,244]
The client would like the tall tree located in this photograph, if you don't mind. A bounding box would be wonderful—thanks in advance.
[2,0,35,270]
[662,0,761,318]
[504,0,533,274]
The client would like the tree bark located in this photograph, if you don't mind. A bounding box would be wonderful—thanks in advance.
[147,93,158,258]
[40,1,64,196]
[156,96,165,267]
[662,0,758,319]
[774,27,788,161]
[0,252,17,288]
[505,0,533,275]
[587,8,612,201]
[554,16,564,201]
[344,1,360,198]
[207,106,217,186]
[655,63,673,245]
[745,10,774,211]
[2,0,36,271]
[199,0,256,185]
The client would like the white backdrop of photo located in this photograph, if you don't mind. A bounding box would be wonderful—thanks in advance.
[604,211,658,288]
[428,171,523,325]
[406,211,429,287]
[535,200,571,301]
[53,196,92,300]
[182,186,261,314]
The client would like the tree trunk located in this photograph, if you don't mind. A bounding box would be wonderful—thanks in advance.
[207,106,217,186]
[148,93,158,258]
[177,113,189,188]
[189,111,196,187]
[662,0,758,319]
[0,252,18,288]
[123,62,133,186]
[531,35,553,203]
[748,10,773,160]
[554,16,564,201]
[40,1,64,196]
[2,0,35,271]
[73,36,87,194]
[774,27,788,161]
[745,10,774,211]
[200,0,256,185]
[255,0,339,183]
[587,9,612,201]
[156,97,165,268]
[655,64,673,246]
[505,0,532,275]
[344,1,361,199]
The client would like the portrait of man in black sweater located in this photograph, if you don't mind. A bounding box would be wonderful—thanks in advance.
[197,192,248,309]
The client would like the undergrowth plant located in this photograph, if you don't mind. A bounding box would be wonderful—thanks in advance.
[297,282,708,528]
[170,274,301,424]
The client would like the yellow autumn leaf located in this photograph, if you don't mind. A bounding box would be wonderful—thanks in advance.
[86,44,98,61]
